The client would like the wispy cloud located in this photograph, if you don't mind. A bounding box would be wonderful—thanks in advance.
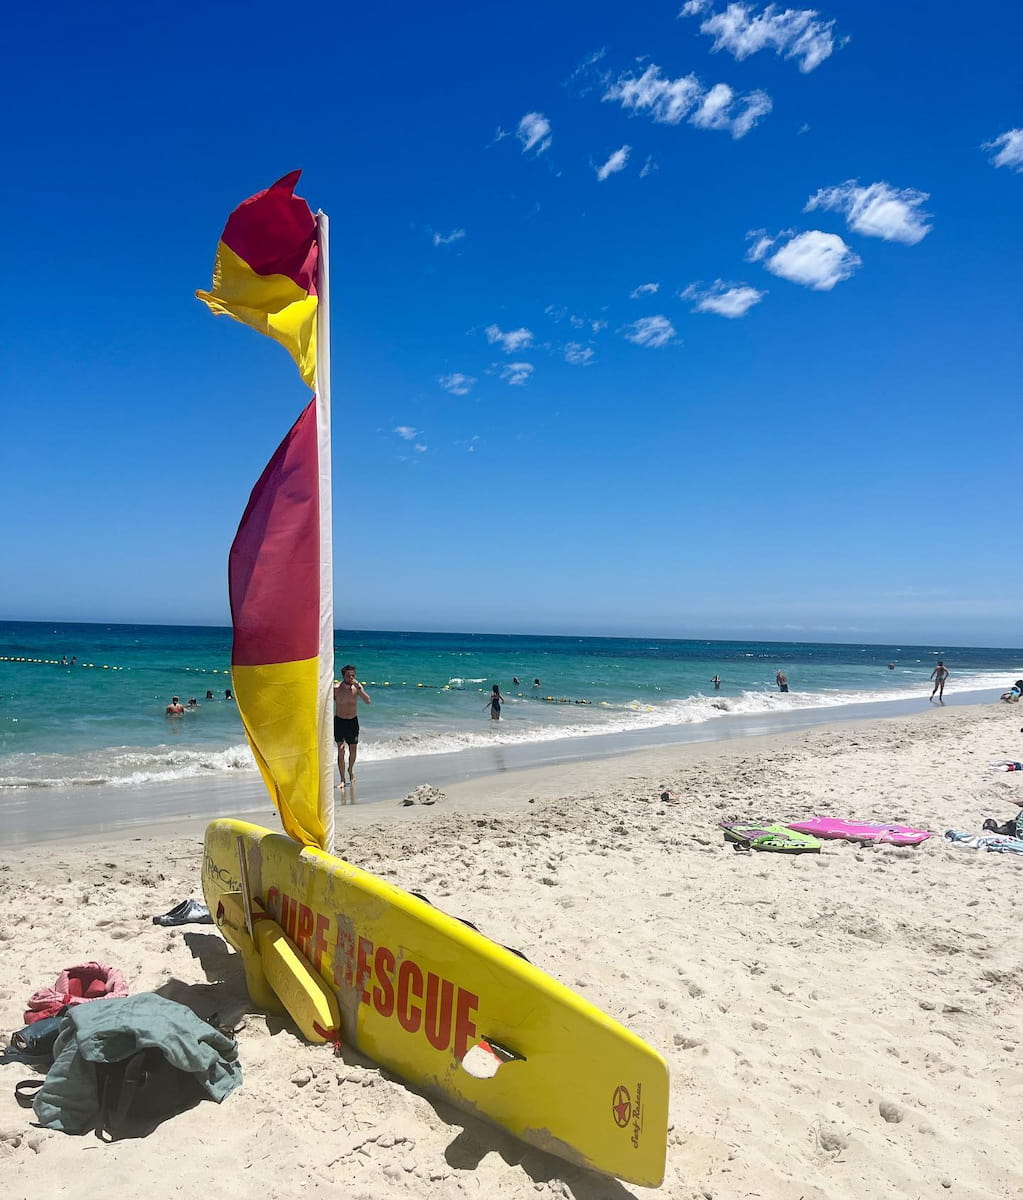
[682,279,766,317]
[691,82,773,138]
[805,180,932,244]
[621,315,677,348]
[640,156,658,178]
[496,362,534,385]
[516,112,552,155]
[395,426,418,440]
[544,306,607,334]
[680,2,843,73]
[596,144,630,181]
[630,282,660,298]
[485,324,534,353]
[604,63,771,139]
[438,373,476,395]
[432,228,465,246]
[747,229,861,290]
[983,128,1023,173]
[564,342,596,365]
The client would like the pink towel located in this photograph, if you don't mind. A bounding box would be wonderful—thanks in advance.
[24,961,129,1023]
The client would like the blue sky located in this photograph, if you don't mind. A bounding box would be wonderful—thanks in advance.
[2,1,1020,645]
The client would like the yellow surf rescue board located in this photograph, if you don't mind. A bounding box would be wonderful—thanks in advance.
[202,818,668,1186]
[215,892,341,1044]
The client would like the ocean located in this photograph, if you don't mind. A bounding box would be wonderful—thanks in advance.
[1,620,1020,792]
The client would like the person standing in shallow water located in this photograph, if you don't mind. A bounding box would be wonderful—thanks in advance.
[930,661,949,704]
[485,684,507,720]
[334,664,371,787]
[775,670,789,693]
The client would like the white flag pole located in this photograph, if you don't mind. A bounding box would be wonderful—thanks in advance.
[315,210,335,853]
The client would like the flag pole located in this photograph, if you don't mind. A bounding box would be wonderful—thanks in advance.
[315,210,335,853]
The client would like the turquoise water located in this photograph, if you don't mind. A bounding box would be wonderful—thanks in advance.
[1,620,1019,789]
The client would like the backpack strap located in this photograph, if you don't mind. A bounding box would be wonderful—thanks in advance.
[14,1078,44,1108]
[96,1048,150,1141]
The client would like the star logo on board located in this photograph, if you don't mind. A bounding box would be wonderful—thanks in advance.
[612,1084,632,1127]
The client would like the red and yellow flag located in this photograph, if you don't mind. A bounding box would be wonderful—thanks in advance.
[199,173,334,850]
[197,170,319,389]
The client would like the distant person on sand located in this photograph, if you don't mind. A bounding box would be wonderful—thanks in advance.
[166,696,184,715]
[710,675,721,690]
[930,661,949,704]
[485,684,507,720]
[334,664,370,788]
[1000,680,1023,703]
[776,671,789,693]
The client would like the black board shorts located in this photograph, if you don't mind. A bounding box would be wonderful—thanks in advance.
[334,716,360,745]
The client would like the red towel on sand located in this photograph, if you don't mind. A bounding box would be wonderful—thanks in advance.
[23,961,129,1023]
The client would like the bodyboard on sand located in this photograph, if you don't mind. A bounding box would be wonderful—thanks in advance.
[720,822,821,853]
[944,829,1023,855]
[786,818,931,846]
[202,819,668,1187]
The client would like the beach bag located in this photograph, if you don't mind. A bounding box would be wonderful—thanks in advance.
[16,993,242,1139]
[9,1014,64,1063]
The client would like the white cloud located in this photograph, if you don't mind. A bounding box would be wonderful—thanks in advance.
[485,324,534,353]
[745,230,776,262]
[603,63,771,139]
[438,373,476,395]
[682,279,766,317]
[414,444,428,453]
[432,228,465,246]
[497,362,534,386]
[681,2,843,73]
[544,306,607,334]
[395,426,418,440]
[564,342,596,365]
[640,155,658,178]
[691,82,772,138]
[749,229,861,290]
[516,112,552,155]
[805,180,932,244]
[630,282,660,298]
[596,144,630,181]
[984,128,1023,172]
[621,315,677,348]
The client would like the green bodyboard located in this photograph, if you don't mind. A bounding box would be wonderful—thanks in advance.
[721,822,822,853]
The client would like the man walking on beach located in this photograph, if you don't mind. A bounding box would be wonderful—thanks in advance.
[334,664,370,788]
[930,661,949,704]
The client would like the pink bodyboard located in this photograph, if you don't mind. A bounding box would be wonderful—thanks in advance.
[785,818,931,845]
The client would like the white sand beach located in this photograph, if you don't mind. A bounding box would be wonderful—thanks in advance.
[2,702,1022,1199]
